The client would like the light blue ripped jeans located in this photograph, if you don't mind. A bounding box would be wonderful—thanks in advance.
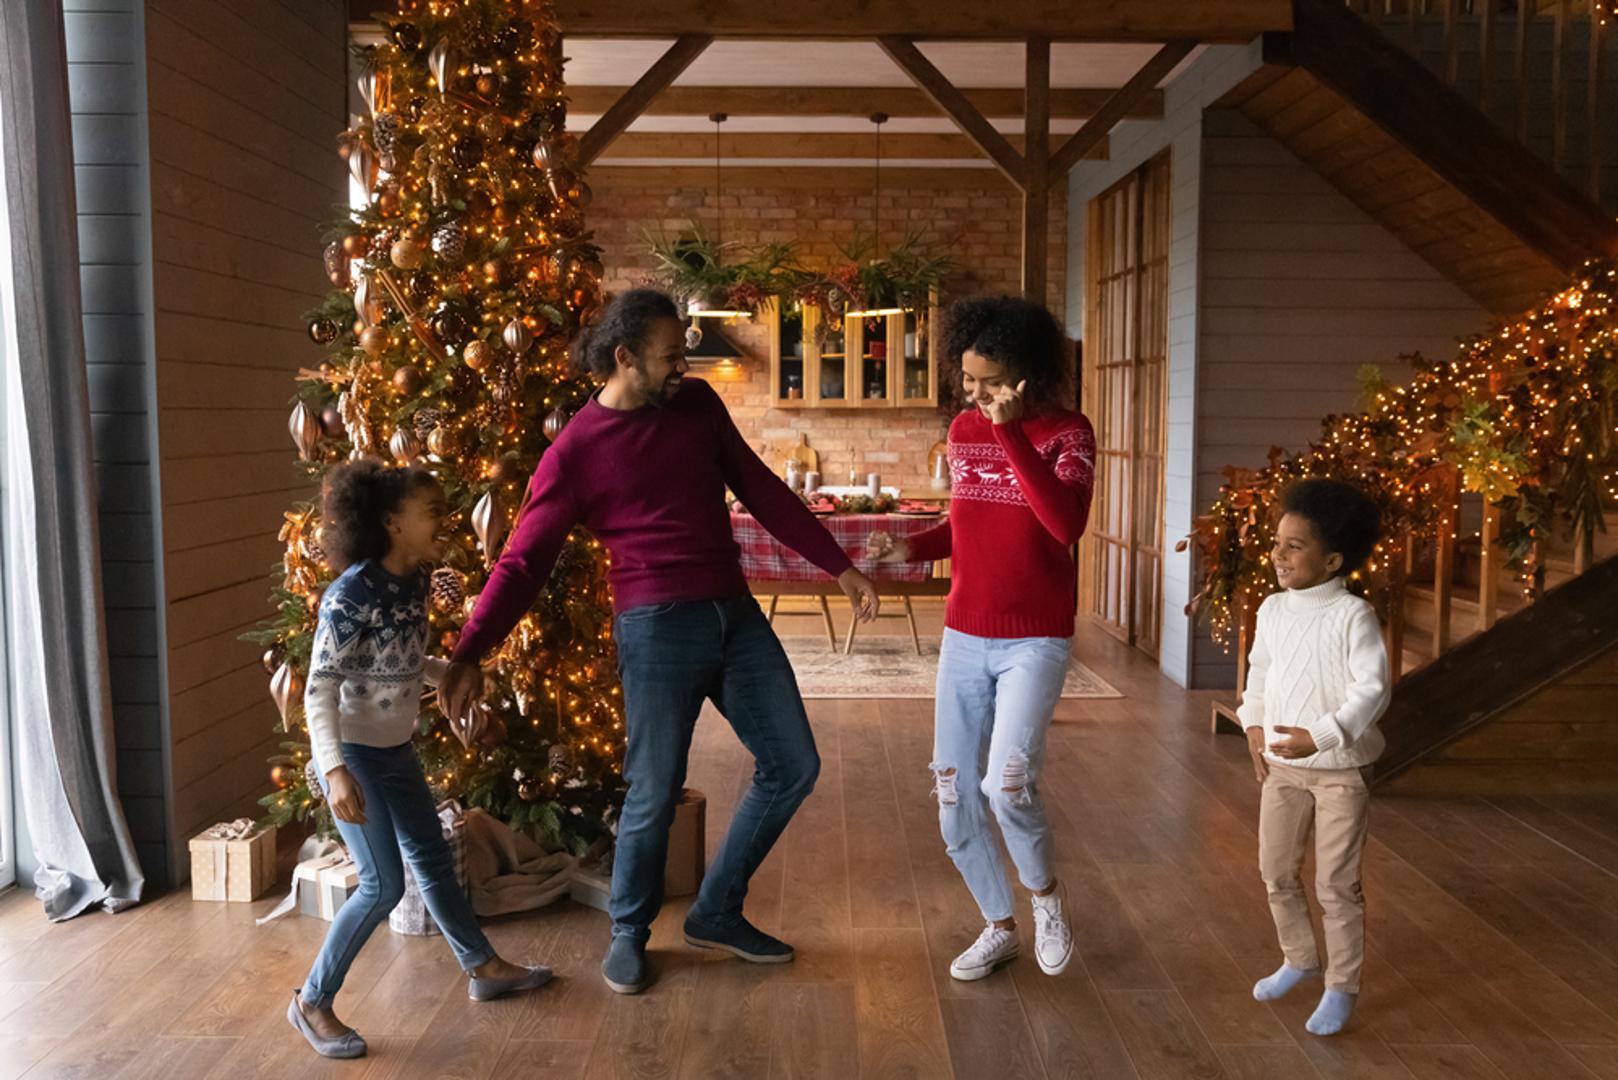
[932,628,1072,923]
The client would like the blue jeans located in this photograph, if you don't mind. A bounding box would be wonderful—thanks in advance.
[610,596,820,942]
[932,629,1071,923]
[301,741,494,1008]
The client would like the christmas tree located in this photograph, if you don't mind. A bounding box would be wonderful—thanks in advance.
[247,0,624,855]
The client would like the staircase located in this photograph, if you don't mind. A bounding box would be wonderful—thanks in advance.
[1218,0,1618,313]
[1206,1,1618,791]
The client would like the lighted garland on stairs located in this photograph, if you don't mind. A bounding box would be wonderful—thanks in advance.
[1182,258,1618,650]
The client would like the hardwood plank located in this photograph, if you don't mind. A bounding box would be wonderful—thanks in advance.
[676,958,778,1079]
[843,703,922,930]
[937,997,1047,1080]
[509,904,613,1043]
[766,983,859,1080]
[853,928,951,1078]
[584,989,694,1080]
[1388,1043,1509,1080]
[1216,1044,1326,1080]
[1403,972,1602,1080]
[775,702,855,983]
[1101,989,1225,1080]
[490,1039,595,1080]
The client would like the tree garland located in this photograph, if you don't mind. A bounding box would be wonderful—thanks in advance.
[1182,258,1618,649]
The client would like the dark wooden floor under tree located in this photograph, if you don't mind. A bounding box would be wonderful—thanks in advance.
[5,618,1618,1079]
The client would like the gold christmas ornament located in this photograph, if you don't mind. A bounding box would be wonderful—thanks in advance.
[463,338,491,371]
[261,646,283,675]
[269,662,302,731]
[341,233,369,258]
[324,242,349,287]
[289,401,321,460]
[471,490,507,559]
[543,406,570,441]
[502,318,533,353]
[427,426,454,457]
[360,326,390,356]
[475,72,500,97]
[477,113,505,140]
[392,364,424,395]
[390,237,423,270]
[389,426,422,463]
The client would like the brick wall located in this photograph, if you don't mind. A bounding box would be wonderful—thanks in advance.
[589,167,1067,493]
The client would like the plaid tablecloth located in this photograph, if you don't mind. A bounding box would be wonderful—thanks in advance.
[733,511,945,583]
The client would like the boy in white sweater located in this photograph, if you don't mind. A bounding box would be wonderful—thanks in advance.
[1237,478,1391,1037]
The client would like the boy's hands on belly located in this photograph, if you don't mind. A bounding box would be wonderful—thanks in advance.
[1268,725,1319,759]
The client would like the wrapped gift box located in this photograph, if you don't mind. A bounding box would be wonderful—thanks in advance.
[665,788,706,898]
[188,820,277,902]
[294,854,361,921]
[389,800,467,936]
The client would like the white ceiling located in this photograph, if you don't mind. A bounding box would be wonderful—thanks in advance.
[564,38,1199,165]
[561,39,1203,89]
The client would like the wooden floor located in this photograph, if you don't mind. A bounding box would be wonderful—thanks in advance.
[6,619,1618,1079]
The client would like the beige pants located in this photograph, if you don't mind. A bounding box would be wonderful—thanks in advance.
[1258,761,1370,993]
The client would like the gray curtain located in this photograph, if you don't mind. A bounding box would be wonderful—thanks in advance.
[0,0,144,919]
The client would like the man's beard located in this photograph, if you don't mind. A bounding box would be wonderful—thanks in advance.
[640,368,681,407]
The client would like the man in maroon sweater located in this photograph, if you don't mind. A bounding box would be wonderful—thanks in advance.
[440,290,878,995]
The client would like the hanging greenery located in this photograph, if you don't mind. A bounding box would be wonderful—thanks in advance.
[1181,258,1618,651]
[644,222,809,315]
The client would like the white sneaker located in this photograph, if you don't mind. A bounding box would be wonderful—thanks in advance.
[1031,887,1073,975]
[949,924,1020,981]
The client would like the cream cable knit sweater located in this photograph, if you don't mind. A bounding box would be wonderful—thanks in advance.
[1236,577,1392,770]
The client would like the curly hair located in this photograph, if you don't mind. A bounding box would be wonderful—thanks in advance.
[938,294,1073,413]
[319,458,438,572]
[1280,478,1381,576]
[569,288,683,379]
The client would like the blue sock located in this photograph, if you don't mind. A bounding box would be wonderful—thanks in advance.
[1306,989,1357,1036]
[1252,962,1316,1001]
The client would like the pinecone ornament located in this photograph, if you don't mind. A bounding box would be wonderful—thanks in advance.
[432,222,465,263]
[547,743,572,774]
[491,366,521,407]
[430,567,465,612]
[412,407,445,438]
[373,111,401,153]
[304,758,325,805]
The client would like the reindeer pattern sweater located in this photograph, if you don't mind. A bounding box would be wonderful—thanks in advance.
[907,407,1096,639]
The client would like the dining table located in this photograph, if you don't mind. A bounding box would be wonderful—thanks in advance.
[731,509,950,654]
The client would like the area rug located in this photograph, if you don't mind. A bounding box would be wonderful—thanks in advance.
[779,636,1123,700]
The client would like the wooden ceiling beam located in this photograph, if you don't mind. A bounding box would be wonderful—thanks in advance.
[351,0,1288,41]
[594,131,1108,161]
[877,37,1029,187]
[564,85,1164,120]
[577,34,712,166]
[1049,39,1194,177]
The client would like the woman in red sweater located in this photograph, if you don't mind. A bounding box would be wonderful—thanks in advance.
[871,296,1095,982]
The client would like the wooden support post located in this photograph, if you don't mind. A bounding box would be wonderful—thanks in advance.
[1441,0,1459,85]
[1515,0,1533,143]
[817,595,837,651]
[577,34,713,166]
[1432,472,1457,657]
[876,36,1029,187]
[1553,0,1569,173]
[1388,532,1408,681]
[1023,35,1050,304]
[1479,501,1501,631]
[1591,6,1603,203]
[1478,0,1496,117]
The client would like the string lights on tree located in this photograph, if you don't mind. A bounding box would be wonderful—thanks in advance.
[246,0,625,853]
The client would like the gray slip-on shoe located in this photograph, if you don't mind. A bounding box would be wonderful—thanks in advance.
[468,963,554,1002]
[601,934,649,995]
[286,991,367,1059]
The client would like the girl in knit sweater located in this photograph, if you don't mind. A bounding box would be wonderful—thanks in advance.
[1238,478,1392,1037]
[870,296,1095,983]
[288,460,550,1060]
